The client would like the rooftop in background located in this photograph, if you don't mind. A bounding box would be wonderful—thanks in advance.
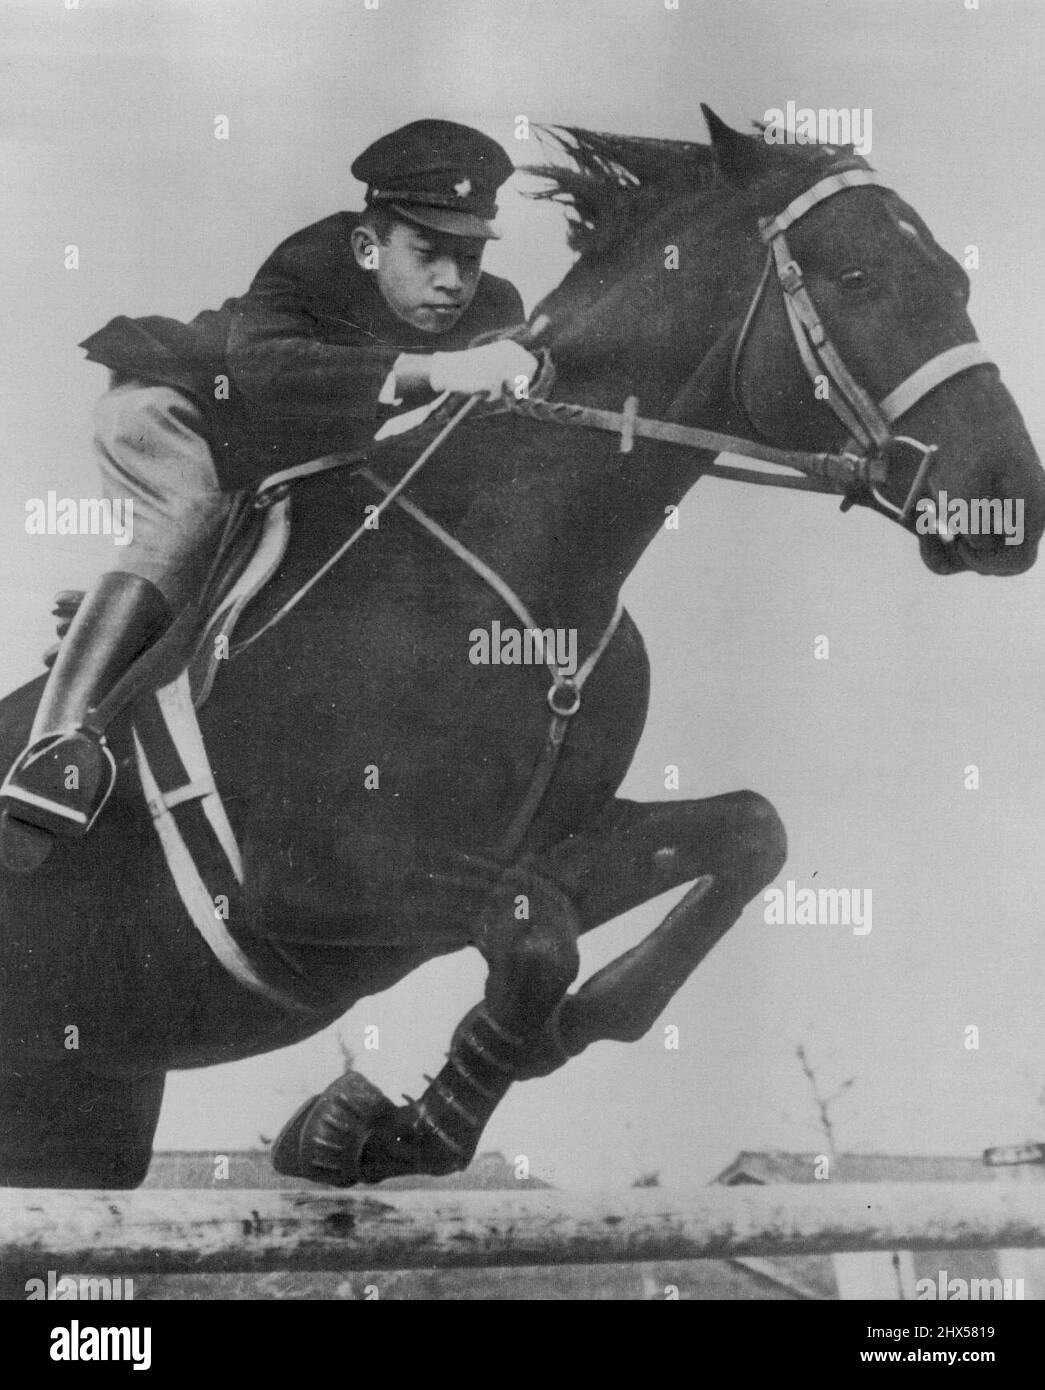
[144,1149,553,1191]
[710,1151,1045,1301]
[714,1150,1045,1187]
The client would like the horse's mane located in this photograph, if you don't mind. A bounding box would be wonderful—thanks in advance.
[524,126,724,257]
[524,122,846,265]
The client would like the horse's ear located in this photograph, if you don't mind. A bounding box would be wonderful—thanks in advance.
[701,104,766,184]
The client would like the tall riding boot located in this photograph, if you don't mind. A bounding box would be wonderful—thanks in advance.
[0,572,171,853]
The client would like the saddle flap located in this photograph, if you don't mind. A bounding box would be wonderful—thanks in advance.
[187,495,291,707]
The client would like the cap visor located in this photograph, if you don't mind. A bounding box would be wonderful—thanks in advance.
[390,203,501,240]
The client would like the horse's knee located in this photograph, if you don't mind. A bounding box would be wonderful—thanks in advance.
[730,790,787,890]
[487,906,581,1024]
[506,925,580,1000]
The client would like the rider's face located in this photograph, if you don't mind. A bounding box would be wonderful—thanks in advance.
[358,221,485,334]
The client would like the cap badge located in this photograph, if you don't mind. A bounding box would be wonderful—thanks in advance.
[454,177,472,199]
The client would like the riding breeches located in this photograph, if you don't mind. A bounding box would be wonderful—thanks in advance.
[93,377,232,608]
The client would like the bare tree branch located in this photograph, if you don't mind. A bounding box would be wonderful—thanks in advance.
[795,1042,856,1160]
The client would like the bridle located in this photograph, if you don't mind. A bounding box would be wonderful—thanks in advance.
[728,166,995,534]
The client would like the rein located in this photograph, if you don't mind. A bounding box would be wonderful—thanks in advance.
[249,371,893,516]
[499,393,884,493]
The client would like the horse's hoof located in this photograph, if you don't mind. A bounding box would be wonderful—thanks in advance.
[270,1096,317,1178]
[0,811,55,874]
[272,1070,397,1187]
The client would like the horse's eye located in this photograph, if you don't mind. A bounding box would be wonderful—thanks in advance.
[840,268,868,290]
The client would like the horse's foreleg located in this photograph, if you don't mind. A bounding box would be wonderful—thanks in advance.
[514,791,786,1078]
[271,852,581,1186]
[272,794,783,1185]
[360,867,581,1179]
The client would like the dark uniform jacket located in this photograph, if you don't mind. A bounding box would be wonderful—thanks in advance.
[79,212,525,490]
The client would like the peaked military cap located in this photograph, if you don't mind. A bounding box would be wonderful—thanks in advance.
[352,120,514,240]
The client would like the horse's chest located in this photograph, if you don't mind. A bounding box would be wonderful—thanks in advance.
[417,617,648,831]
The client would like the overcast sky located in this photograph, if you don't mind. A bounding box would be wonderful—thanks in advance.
[3,0,1045,1190]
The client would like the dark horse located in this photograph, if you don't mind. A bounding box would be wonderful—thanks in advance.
[2,110,1043,1193]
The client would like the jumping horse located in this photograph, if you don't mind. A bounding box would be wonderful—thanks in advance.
[1,109,1042,1192]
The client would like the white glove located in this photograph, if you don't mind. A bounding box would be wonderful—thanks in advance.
[428,341,538,400]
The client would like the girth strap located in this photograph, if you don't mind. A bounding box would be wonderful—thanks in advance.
[132,673,320,1014]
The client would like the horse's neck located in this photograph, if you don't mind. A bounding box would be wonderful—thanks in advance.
[426,229,757,625]
[531,213,765,570]
[527,328,742,596]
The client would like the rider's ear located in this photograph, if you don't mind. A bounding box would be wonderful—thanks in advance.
[351,226,378,270]
[702,104,767,186]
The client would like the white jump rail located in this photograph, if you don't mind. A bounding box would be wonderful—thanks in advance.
[2,1182,1045,1275]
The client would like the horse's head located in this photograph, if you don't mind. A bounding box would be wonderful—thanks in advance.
[527,116,1045,577]
[703,107,1045,576]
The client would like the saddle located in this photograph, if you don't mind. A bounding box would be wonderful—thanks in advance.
[44,493,310,1012]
